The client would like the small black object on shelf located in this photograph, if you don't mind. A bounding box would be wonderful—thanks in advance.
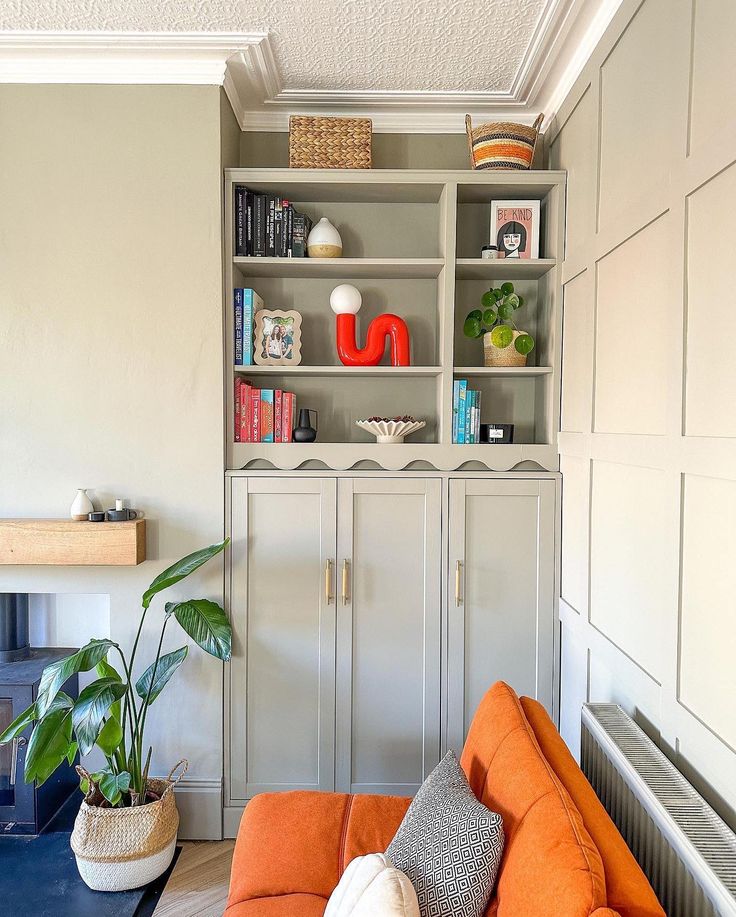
[293,408,318,443]
[480,423,514,444]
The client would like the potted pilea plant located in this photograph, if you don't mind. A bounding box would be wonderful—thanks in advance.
[463,281,535,367]
[0,539,231,892]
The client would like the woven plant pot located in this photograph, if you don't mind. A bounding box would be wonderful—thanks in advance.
[483,330,528,367]
[465,114,543,170]
[70,761,186,892]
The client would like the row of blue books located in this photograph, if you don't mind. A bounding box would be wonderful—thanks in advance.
[234,288,264,366]
[452,379,482,444]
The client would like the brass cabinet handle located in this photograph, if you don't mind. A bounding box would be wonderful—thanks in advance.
[325,559,334,605]
[342,559,350,605]
[455,560,463,606]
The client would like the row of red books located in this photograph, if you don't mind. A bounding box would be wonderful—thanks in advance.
[234,380,295,443]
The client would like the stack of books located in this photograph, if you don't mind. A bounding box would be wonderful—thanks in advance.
[235,187,313,258]
[234,381,295,443]
[452,379,482,444]
[234,288,262,366]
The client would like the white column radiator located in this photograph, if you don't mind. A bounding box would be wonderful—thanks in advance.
[581,705,736,917]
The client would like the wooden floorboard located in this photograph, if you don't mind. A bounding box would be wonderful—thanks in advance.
[154,840,234,917]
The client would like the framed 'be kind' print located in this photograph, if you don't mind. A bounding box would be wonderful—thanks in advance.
[490,200,540,259]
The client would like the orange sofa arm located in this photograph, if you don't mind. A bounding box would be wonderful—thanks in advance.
[227,790,411,908]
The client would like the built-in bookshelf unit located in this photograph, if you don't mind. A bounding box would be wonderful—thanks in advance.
[224,169,564,472]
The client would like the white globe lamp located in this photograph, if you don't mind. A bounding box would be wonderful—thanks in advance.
[330,284,362,315]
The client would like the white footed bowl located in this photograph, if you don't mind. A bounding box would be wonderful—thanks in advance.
[355,419,426,444]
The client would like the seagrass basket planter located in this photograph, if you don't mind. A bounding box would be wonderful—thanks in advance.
[289,116,372,169]
[71,762,186,891]
[483,330,529,367]
[466,114,543,170]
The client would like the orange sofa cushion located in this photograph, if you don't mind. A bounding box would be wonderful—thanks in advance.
[226,790,410,914]
[520,697,664,917]
[461,682,608,917]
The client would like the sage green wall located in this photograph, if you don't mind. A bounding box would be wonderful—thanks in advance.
[241,130,471,169]
[0,83,229,838]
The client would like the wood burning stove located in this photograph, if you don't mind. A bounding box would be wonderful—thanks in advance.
[0,594,79,835]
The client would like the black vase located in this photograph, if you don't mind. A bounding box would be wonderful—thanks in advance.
[293,408,318,443]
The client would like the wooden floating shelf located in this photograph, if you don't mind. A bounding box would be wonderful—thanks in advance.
[453,366,553,377]
[231,442,557,473]
[233,257,444,279]
[0,519,146,566]
[455,259,557,280]
[233,365,443,378]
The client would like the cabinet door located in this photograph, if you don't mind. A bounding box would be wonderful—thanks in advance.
[229,476,337,800]
[446,478,556,752]
[336,478,442,796]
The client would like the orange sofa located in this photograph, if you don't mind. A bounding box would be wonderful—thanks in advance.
[227,682,664,917]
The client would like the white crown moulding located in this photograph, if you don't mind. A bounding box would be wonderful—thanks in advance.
[0,1,623,133]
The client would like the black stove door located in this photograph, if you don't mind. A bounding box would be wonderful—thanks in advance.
[0,686,35,829]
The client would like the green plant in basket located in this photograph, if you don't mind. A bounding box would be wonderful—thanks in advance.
[0,539,231,809]
[463,281,535,357]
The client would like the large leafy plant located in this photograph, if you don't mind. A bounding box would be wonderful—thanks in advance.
[463,281,535,355]
[0,540,230,807]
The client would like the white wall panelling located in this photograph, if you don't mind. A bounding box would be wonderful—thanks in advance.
[548,0,736,828]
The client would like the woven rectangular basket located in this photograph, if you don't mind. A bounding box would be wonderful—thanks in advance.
[466,114,543,170]
[289,116,372,169]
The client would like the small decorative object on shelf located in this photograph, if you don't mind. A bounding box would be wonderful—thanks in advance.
[330,284,410,367]
[106,499,139,522]
[481,244,498,259]
[356,416,426,444]
[293,408,318,443]
[307,217,343,258]
[254,310,302,366]
[289,116,372,169]
[463,282,535,368]
[88,512,106,522]
[465,114,543,171]
[490,200,540,259]
[481,423,514,444]
[70,488,94,521]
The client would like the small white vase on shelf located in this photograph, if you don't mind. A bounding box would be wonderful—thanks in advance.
[70,488,94,521]
[307,217,342,258]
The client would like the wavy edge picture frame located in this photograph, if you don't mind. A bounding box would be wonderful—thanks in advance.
[253,309,303,366]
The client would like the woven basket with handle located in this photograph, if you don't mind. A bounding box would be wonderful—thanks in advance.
[71,760,187,891]
[466,114,543,170]
[289,116,372,169]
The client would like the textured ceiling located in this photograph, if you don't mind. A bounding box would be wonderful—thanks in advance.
[1,0,550,93]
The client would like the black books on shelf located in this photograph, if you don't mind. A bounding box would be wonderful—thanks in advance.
[234,186,312,258]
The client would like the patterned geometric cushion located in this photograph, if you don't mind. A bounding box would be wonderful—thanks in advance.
[386,751,504,917]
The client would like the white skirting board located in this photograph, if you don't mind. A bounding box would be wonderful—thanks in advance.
[168,777,223,840]
[224,805,247,839]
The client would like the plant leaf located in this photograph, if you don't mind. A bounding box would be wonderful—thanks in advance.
[66,741,79,766]
[142,540,228,609]
[500,281,514,296]
[24,693,75,786]
[170,600,232,661]
[135,646,188,704]
[480,290,496,309]
[96,716,124,756]
[498,301,515,320]
[72,677,127,757]
[482,308,497,325]
[36,639,116,717]
[505,293,520,310]
[516,295,525,309]
[463,315,482,338]
[514,333,535,355]
[490,325,514,349]
[98,771,131,806]
[0,702,36,744]
[96,659,124,723]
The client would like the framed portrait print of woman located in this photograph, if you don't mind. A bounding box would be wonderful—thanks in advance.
[490,200,540,259]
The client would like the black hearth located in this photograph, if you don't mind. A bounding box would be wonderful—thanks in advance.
[0,593,79,835]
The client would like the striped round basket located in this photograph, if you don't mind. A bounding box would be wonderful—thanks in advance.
[465,114,544,170]
[71,761,187,892]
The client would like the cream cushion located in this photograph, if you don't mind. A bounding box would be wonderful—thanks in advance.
[325,853,420,917]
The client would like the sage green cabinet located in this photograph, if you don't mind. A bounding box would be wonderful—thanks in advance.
[446,478,556,752]
[336,478,442,795]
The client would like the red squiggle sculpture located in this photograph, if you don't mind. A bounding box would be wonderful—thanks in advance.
[330,284,411,367]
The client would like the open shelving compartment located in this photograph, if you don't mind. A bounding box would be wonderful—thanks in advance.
[224,169,564,472]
